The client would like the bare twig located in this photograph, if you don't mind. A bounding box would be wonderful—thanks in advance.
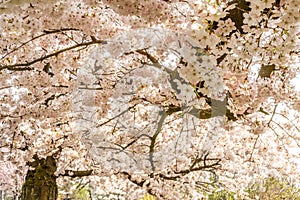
[275,112,300,133]
[248,135,260,162]
[267,104,277,126]
[96,104,138,127]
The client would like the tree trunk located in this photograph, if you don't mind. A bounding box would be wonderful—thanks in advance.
[21,154,58,200]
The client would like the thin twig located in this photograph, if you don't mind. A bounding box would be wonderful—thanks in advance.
[96,104,137,127]
[248,135,260,162]
[275,112,300,133]
[267,104,277,126]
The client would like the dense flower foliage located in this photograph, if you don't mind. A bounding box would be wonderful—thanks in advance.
[0,0,299,199]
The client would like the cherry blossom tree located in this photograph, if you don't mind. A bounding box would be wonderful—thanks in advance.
[0,0,299,199]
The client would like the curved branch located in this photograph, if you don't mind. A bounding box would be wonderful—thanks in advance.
[121,171,146,187]
[0,39,107,71]
[1,28,81,60]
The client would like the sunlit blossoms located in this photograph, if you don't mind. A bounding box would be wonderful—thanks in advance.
[0,0,299,199]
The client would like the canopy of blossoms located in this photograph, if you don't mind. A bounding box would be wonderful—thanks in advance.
[0,0,299,199]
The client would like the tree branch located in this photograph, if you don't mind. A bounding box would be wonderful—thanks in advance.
[121,171,146,187]
[0,39,107,71]
[1,28,81,60]
[149,110,168,173]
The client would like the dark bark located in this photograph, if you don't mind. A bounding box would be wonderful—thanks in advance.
[21,154,58,200]
[225,0,251,34]
[258,64,276,78]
